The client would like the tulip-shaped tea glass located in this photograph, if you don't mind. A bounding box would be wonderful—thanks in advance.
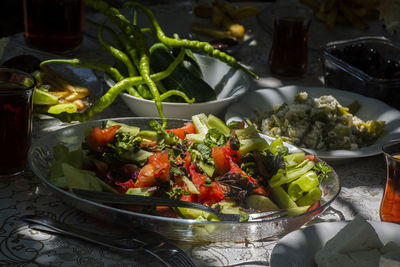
[380,139,400,223]
[0,68,36,178]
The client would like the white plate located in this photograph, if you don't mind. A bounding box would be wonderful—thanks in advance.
[270,220,400,267]
[225,86,400,162]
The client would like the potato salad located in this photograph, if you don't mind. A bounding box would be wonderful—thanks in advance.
[259,92,386,150]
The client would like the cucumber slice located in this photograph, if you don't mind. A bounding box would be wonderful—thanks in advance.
[246,194,279,212]
[192,113,209,135]
[121,149,153,162]
[186,133,205,143]
[297,187,322,207]
[269,185,298,209]
[182,176,200,194]
[207,114,231,135]
[199,160,215,178]
[106,120,140,136]
[125,187,155,196]
[33,88,59,105]
[47,103,77,114]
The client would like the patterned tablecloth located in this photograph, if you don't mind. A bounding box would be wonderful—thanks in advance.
[0,1,393,266]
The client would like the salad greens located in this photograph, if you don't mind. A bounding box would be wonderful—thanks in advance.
[48,113,332,221]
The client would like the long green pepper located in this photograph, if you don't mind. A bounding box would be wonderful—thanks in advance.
[44,0,258,127]
[40,46,193,122]
[97,19,137,77]
[86,0,169,127]
[123,1,259,79]
[117,32,153,99]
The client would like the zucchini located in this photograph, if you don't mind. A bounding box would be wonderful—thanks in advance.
[149,43,216,103]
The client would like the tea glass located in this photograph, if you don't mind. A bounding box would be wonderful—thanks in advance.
[268,4,313,78]
[380,139,400,223]
[23,0,84,53]
[0,68,36,178]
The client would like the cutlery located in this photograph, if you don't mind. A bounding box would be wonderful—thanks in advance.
[72,188,288,222]
[21,215,195,267]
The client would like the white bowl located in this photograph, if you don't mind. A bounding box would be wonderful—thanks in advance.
[105,53,252,119]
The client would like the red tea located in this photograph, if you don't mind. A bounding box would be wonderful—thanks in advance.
[380,154,400,223]
[0,71,35,177]
[268,16,311,78]
[23,0,84,52]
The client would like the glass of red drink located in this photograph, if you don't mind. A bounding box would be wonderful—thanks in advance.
[268,4,313,78]
[23,0,84,53]
[380,139,400,224]
[0,68,36,178]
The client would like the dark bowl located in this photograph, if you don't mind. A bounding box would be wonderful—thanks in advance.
[321,36,400,110]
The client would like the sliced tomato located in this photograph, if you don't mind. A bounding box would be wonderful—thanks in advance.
[86,125,121,152]
[212,142,241,175]
[198,181,227,206]
[135,152,171,187]
[212,146,230,174]
[188,163,206,188]
[115,179,135,193]
[306,199,321,216]
[305,155,315,162]
[166,122,196,140]
[178,183,196,202]
[180,194,195,202]
[229,159,269,196]
[155,206,178,218]
[188,163,227,205]
[140,140,158,148]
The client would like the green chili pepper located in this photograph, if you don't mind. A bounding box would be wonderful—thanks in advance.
[41,47,186,88]
[117,32,152,98]
[160,90,194,103]
[40,47,193,122]
[44,75,194,122]
[85,18,122,50]
[48,0,252,126]
[98,18,137,77]
[40,59,124,83]
[86,0,169,126]
[123,1,259,79]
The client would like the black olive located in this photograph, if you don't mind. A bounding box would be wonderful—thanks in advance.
[382,59,400,79]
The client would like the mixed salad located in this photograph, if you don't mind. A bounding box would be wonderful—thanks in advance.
[48,114,332,221]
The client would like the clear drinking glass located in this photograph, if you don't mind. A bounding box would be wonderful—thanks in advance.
[268,4,312,78]
[380,139,400,224]
[23,0,84,53]
[0,68,36,178]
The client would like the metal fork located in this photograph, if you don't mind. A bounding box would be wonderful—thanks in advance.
[21,215,195,267]
[72,188,288,222]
